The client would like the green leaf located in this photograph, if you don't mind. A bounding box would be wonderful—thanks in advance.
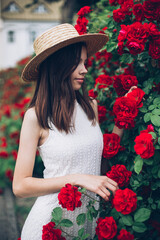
[151,115,160,127]
[134,156,143,174]
[78,228,84,237]
[120,54,134,64]
[139,106,148,113]
[78,188,86,193]
[52,207,62,222]
[87,210,93,222]
[110,208,120,220]
[132,222,147,233]
[158,169,160,178]
[152,109,160,115]
[148,105,155,110]
[82,234,90,240]
[76,213,86,226]
[59,219,73,227]
[149,131,157,139]
[121,215,133,226]
[144,159,153,165]
[144,113,151,122]
[134,208,151,222]
[153,97,160,105]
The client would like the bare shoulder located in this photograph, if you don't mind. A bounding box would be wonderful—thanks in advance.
[22,107,41,137]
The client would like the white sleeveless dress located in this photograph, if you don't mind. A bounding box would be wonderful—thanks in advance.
[21,101,103,240]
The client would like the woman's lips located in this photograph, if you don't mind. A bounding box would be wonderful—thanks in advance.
[75,78,84,83]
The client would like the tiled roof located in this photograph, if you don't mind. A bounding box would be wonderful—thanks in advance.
[1,0,63,21]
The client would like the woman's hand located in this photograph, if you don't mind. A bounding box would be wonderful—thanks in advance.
[71,174,118,201]
[125,86,137,97]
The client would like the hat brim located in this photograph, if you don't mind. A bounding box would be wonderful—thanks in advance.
[22,33,109,82]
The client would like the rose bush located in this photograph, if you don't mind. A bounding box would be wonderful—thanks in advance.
[44,1,160,239]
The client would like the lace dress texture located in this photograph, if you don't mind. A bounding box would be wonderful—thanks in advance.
[21,101,103,240]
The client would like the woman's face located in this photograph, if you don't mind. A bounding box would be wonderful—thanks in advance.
[70,46,88,91]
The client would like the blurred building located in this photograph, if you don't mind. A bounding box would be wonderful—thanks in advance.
[0,0,63,69]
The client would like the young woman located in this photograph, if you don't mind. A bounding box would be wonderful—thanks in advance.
[13,24,127,239]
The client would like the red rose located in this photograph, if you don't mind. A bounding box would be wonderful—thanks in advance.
[95,75,113,89]
[118,41,124,55]
[5,169,13,181]
[117,229,134,240]
[75,17,88,35]
[118,25,129,42]
[103,133,121,159]
[77,6,91,17]
[148,23,160,40]
[106,164,132,187]
[95,50,112,62]
[113,188,137,214]
[113,75,126,96]
[113,8,126,22]
[0,137,7,147]
[113,97,138,129]
[127,22,149,44]
[126,40,145,55]
[96,217,117,240]
[88,89,98,99]
[147,124,154,132]
[3,105,11,117]
[143,0,159,21]
[109,0,119,5]
[133,3,145,22]
[42,222,66,240]
[127,88,145,108]
[134,132,155,158]
[12,150,17,161]
[58,184,82,211]
[121,75,138,91]
[98,105,107,123]
[149,38,160,59]
[0,151,9,158]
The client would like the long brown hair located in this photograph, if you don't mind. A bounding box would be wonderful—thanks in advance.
[29,42,96,133]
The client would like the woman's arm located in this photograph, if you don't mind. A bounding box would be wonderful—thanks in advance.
[13,107,118,200]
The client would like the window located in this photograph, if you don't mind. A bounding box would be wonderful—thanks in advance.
[8,31,15,43]
[30,31,36,43]
[3,2,21,13]
[32,4,49,14]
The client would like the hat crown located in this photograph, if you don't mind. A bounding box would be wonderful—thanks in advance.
[34,24,79,55]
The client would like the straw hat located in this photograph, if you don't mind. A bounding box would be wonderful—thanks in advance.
[22,23,109,82]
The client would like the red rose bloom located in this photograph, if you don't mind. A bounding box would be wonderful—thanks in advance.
[118,25,129,42]
[117,229,134,240]
[5,169,13,181]
[113,97,138,129]
[58,184,82,211]
[134,132,155,158]
[113,8,126,22]
[121,75,138,91]
[127,22,149,43]
[98,105,107,123]
[148,23,160,40]
[127,88,145,108]
[95,75,113,89]
[106,164,132,187]
[42,222,66,240]
[96,217,117,240]
[149,38,160,59]
[113,188,137,214]
[0,137,7,147]
[0,151,9,158]
[143,0,159,21]
[103,133,121,159]
[77,6,91,17]
[126,40,145,55]
[88,89,98,99]
[133,3,145,22]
